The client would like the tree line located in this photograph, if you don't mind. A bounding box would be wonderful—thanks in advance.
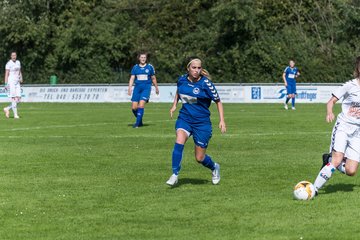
[0,0,359,84]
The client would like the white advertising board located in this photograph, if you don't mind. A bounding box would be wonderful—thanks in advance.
[0,84,341,103]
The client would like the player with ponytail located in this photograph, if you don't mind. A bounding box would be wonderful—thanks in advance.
[166,57,226,186]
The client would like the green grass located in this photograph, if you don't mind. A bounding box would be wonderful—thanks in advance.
[0,102,359,240]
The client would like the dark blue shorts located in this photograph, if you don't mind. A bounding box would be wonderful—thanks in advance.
[131,84,151,102]
[286,81,296,95]
[175,118,212,148]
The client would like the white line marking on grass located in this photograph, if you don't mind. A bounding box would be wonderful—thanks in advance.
[223,131,330,137]
[2,123,115,132]
[0,131,330,139]
[0,134,175,139]
[2,119,174,132]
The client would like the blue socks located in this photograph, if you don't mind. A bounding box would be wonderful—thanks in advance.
[132,109,137,118]
[172,143,184,175]
[291,97,295,107]
[171,144,215,175]
[201,155,215,171]
[135,108,144,126]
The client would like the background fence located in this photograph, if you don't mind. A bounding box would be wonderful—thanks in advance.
[6,83,341,103]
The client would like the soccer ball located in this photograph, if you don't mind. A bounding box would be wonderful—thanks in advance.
[293,181,316,200]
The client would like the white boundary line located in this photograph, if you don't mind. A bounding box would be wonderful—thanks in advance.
[0,131,330,139]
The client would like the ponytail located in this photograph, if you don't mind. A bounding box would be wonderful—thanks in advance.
[201,68,211,80]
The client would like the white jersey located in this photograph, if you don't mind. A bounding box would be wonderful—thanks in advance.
[333,79,360,125]
[5,60,21,82]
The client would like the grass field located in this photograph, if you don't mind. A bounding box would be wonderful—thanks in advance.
[0,102,359,240]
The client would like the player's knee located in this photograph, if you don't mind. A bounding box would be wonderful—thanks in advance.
[331,152,344,166]
[346,168,357,176]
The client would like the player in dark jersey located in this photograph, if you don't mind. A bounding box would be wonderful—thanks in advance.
[166,57,226,186]
[128,52,159,128]
[282,60,300,110]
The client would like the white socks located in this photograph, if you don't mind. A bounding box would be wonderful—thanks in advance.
[337,160,346,174]
[314,163,336,191]
[11,99,18,117]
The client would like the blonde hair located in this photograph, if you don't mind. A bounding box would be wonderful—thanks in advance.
[187,58,211,80]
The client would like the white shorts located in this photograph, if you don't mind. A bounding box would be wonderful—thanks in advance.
[330,118,360,162]
[8,81,21,98]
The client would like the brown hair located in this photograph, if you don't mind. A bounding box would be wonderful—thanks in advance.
[137,51,148,63]
[354,56,360,79]
[186,57,211,80]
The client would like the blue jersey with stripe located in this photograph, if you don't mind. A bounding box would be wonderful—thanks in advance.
[284,66,299,82]
[177,74,220,124]
[131,64,155,85]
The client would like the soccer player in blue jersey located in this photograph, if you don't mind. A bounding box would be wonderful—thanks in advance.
[282,60,300,110]
[166,58,226,186]
[128,52,159,128]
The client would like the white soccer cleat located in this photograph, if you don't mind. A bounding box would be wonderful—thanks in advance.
[212,163,220,185]
[292,107,296,110]
[3,108,9,118]
[284,104,288,110]
[166,174,178,186]
[14,115,19,119]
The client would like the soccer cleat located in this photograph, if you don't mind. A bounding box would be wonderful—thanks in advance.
[212,163,220,185]
[291,107,296,110]
[132,123,139,128]
[3,108,9,118]
[321,153,331,170]
[166,174,178,186]
[14,115,20,119]
[284,104,288,110]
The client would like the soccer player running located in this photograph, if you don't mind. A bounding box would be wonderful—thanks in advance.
[128,52,159,128]
[313,56,360,195]
[3,51,23,119]
[166,57,226,186]
[282,60,300,110]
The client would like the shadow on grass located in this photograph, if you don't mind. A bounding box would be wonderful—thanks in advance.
[127,123,151,127]
[169,178,210,189]
[322,183,356,194]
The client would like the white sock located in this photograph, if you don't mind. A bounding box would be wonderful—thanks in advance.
[329,156,346,174]
[337,160,346,174]
[11,100,18,116]
[314,163,336,191]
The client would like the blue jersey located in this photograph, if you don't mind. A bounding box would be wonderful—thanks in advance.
[177,74,220,124]
[131,64,155,85]
[284,66,299,82]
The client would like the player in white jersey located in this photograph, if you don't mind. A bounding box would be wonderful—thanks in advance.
[313,56,360,195]
[3,51,22,119]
